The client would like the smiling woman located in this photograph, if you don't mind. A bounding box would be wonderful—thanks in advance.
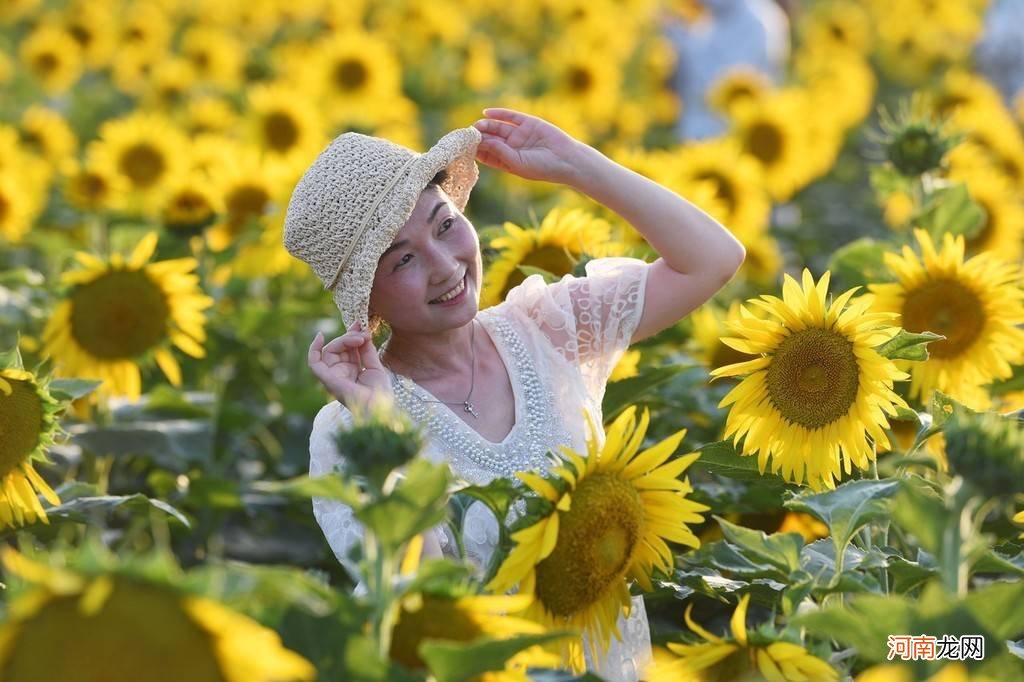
[284,109,743,681]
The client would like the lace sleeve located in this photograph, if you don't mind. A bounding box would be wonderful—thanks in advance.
[309,401,365,587]
[504,256,649,405]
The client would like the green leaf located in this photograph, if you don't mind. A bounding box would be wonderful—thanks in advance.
[715,516,803,573]
[874,330,944,361]
[827,238,891,288]
[683,539,789,580]
[46,378,102,401]
[784,479,898,566]
[691,440,789,485]
[602,364,692,422]
[869,164,915,197]
[914,182,985,239]
[420,632,570,682]
[252,474,362,507]
[44,494,191,527]
[357,459,450,550]
[516,265,559,283]
[454,478,521,529]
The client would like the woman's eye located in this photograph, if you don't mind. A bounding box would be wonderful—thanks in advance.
[439,217,455,232]
[395,254,413,269]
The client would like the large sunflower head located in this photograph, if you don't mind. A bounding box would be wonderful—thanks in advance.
[0,548,316,682]
[710,269,912,490]
[868,229,1024,410]
[17,105,77,167]
[86,113,189,215]
[487,405,709,671]
[0,170,40,244]
[729,90,812,202]
[646,594,837,681]
[41,232,214,401]
[389,592,560,677]
[482,207,625,308]
[205,147,288,252]
[0,348,62,529]
[244,81,326,170]
[676,138,770,237]
[706,67,773,118]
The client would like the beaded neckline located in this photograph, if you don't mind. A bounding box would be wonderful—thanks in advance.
[386,307,563,480]
[388,311,521,446]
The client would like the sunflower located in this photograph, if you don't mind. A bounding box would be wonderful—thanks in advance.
[160,171,223,233]
[540,44,622,134]
[945,166,1024,261]
[710,269,911,491]
[180,25,244,89]
[868,229,1024,410]
[646,594,837,681]
[609,350,641,383]
[41,232,214,401]
[1014,510,1024,540]
[244,82,326,172]
[140,56,197,111]
[19,24,83,94]
[739,231,784,287]
[482,207,621,308]
[0,351,62,529]
[389,592,560,678]
[0,548,316,682]
[117,1,172,59]
[86,112,190,215]
[302,31,404,128]
[17,105,77,168]
[53,2,118,69]
[61,159,128,214]
[688,301,756,373]
[676,138,771,238]
[798,0,873,55]
[0,171,40,243]
[729,90,812,202]
[205,148,288,252]
[185,95,240,136]
[488,406,709,671]
[706,67,773,118]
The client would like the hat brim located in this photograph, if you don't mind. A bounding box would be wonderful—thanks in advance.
[333,125,482,329]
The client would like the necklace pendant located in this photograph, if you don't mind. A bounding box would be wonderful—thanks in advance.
[464,401,479,418]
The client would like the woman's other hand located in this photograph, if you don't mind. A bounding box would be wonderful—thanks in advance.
[308,321,393,412]
[472,107,589,188]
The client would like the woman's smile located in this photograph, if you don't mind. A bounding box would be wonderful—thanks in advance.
[429,271,469,306]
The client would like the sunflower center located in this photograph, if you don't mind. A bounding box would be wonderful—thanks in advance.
[901,278,985,359]
[333,59,368,91]
[765,327,860,429]
[119,143,166,188]
[263,111,299,151]
[77,173,108,199]
[0,377,44,478]
[499,245,576,300]
[534,473,644,618]
[725,84,754,106]
[70,269,170,359]
[745,122,782,165]
[566,67,592,93]
[226,185,271,232]
[19,130,44,154]
[69,23,94,48]
[0,579,224,682]
[389,596,483,670]
[34,53,59,75]
[694,170,737,214]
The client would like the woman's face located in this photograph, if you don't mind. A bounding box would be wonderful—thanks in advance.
[368,184,482,333]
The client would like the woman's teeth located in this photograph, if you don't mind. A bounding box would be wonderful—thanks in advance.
[431,275,466,303]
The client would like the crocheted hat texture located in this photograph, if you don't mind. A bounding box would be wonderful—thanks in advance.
[283,125,482,329]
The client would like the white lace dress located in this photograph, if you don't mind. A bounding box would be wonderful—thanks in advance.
[309,257,653,681]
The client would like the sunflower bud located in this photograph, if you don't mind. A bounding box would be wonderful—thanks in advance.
[877,98,960,177]
[334,401,424,492]
[942,407,1024,498]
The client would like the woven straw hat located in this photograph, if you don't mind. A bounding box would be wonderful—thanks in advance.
[283,125,482,329]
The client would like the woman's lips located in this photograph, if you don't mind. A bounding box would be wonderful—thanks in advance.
[429,273,468,305]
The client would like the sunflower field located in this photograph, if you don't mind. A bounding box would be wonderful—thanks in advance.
[2,0,1024,680]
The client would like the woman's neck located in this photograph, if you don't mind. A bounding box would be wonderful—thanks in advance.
[381,319,476,382]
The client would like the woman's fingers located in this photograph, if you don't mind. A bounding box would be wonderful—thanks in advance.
[482,107,534,125]
[474,117,517,138]
[477,135,517,170]
[356,333,386,372]
[308,331,325,366]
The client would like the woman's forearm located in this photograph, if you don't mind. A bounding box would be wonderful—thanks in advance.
[567,142,746,275]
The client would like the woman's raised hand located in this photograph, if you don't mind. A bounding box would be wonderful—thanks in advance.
[308,321,393,412]
[472,108,588,187]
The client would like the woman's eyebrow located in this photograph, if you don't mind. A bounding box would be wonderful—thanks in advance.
[379,201,448,260]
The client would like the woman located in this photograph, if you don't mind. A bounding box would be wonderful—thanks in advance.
[285,108,745,680]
